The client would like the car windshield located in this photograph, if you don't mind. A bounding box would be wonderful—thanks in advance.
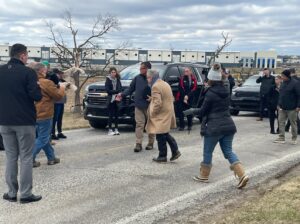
[120,64,166,80]
[243,76,261,86]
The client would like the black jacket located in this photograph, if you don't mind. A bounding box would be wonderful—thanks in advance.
[256,75,275,97]
[105,76,122,106]
[0,58,42,126]
[122,74,149,109]
[192,84,237,136]
[278,78,300,110]
[268,86,280,110]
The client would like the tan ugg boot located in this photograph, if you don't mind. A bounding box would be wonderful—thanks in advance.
[193,163,212,183]
[230,162,249,189]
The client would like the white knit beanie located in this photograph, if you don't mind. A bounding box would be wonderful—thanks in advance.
[207,63,222,81]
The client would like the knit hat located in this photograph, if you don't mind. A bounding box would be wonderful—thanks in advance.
[42,60,49,66]
[281,69,291,79]
[207,63,222,81]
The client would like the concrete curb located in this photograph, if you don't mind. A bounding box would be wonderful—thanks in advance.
[115,150,300,224]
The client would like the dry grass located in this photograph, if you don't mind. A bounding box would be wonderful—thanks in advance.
[215,169,300,224]
[62,112,90,130]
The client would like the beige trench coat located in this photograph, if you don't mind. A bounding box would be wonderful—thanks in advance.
[146,79,176,134]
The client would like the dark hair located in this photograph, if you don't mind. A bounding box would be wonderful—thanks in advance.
[208,80,223,86]
[141,61,152,69]
[46,72,60,85]
[109,67,120,79]
[10,43,27,58]
[281,69,291,78]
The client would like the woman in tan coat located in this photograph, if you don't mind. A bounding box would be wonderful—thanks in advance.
[146,70,181,163]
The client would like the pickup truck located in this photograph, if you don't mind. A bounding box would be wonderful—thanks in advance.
[83,62,209,129]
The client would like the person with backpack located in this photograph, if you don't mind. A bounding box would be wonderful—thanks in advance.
[105,67,122,136]
[183,63,249,189]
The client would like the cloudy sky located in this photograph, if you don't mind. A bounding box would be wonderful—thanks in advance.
[0,0,299,55]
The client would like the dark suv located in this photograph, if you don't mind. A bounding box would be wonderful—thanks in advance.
[230,75,262,115]
[83,63,209,129]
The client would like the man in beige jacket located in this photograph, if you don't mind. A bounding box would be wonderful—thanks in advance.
[146,70,181,163]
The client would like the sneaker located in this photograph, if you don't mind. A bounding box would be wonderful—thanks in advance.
[114,129,120,135]
[57,133,67,139]
[145,143,154,150]
[51,134,59,140]
[153,157,167,163]
[108,129,115,136]
[33,160,41,168]
[273,138,285,144]
[48,158,60,165]
[134,144,142,153]
[291,140,297,145]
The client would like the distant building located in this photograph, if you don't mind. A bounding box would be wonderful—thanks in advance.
[0,44,277,68]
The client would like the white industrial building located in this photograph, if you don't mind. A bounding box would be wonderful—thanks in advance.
[0,44,277,68]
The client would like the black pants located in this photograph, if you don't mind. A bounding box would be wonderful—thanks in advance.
[259,96,268,118]
[108,102,119,129]
[52,103,65,135]
[177,101,193,129]
[156,133,178,158]
[268,108,278,132]
[0,134,4,150]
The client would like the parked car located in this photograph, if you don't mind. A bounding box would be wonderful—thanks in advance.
[230,74,263,115]
[83,63,209,129]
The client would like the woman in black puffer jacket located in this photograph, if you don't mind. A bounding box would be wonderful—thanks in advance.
[184,63,249,189]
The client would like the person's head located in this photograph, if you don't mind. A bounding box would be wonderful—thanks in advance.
[146,69,160,86]
[275,75,282,86]
[140,61,152,76]
[290,68,296,76]
[184,67,193,77]
[263,68,270,76]
[281,69,291,81]
[52,68,64,79]
[28,62,47,77]
[109,67,119,79]
[221,65,228,79]
[10,43,28,64]
[207,63,222,83]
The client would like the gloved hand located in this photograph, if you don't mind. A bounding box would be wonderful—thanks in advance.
[183,108,196,116]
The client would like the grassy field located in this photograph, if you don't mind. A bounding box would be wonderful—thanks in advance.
[213,165,300,224]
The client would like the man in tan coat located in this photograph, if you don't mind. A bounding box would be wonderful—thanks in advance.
[28,62,67,167]
[146,70,181,163]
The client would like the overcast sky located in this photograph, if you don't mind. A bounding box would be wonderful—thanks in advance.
[0,0,299,55]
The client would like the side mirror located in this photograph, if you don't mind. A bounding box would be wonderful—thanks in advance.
[167,76,179,84]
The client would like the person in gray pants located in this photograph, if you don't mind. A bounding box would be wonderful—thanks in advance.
[0,44,43,203]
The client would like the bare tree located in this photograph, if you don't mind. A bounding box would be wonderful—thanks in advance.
[46,10,126,113]
[208,32,232,66]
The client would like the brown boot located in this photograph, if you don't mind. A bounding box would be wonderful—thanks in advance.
[193,163,212,183]
[230,162,249,189]
[145,143,154,150]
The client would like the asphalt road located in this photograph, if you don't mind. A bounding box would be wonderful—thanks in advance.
[0,113,299,224]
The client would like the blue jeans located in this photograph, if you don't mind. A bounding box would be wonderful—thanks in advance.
[52,104,64,135]
[33,119,55,161]
[202,134,239,165]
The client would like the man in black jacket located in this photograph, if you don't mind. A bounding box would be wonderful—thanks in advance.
[285,68,300,134]
[274,69,300,145]
[120,62,155,152]
[0,44,43,203]
[256,68,275,121]
[0,134,4,150]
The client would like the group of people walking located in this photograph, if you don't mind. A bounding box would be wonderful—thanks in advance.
[256,68,300,144]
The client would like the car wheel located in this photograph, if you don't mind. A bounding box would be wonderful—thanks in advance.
[89,120,107,129]
[230,109,240,116]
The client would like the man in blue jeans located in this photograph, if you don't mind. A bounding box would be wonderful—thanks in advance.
[29,62,66,167]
